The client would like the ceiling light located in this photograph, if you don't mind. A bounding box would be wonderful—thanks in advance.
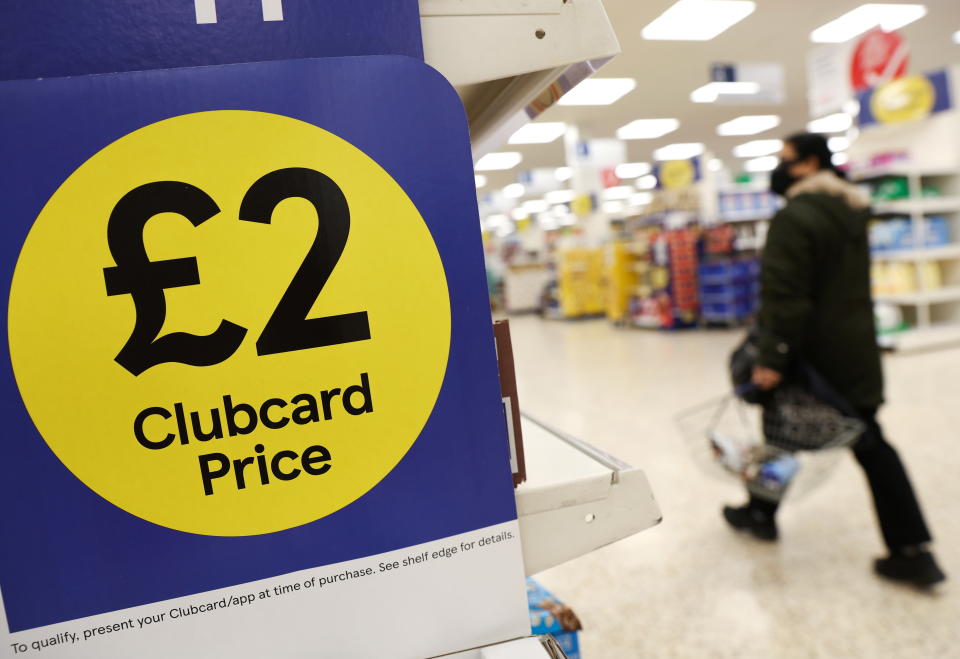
[828,136,851,152]
[615,162,653,179]
[557,78,636,106]
[603,201,626,214]
[744,156,779,172]
[631,192,654,206]
[636,175,659,190]
[474,174,487,189]
[545,189,576,204]
[954,30,960,44]
[716,114,782,136]
[522,199,550,214]
[604,186,635,200]
[508,122,567,145]
[843,99,862,117]
[503,183,525,198]
[733,139,784,158]
[654,143,705,161]
[485,214,508,227]
[807,113,853,133]
[833,152,850,166]
[810,4,927,43]
[691,81,760,103]
[476,152,523,171]
[616,118,680,140]
[708,158,724,172]
[510,208,528,221]
[555,167,573,182]
[538,215,560,231]
[642,0,756,41]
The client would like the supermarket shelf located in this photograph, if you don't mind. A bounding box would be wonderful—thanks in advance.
[872,244,960,262]
[875,285,960,306]
[718,213,775,224]
[853,168,958,182]
[873,197,960,215]
[516,413,661,576]
[886,324,960,353]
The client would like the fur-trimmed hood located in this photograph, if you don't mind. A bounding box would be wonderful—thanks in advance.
[787,170,870,209]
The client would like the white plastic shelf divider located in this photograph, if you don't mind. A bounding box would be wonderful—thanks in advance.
[875,285,960,306]
[874,197,960,215]
[516,414,662,576]
[872,244,960,262]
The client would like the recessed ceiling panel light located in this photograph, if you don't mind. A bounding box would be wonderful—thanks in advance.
[604,186,635,201]
[636,175,659,190]
[691,81,760,103]
[508,122,567,144]
[476,152,523,171]
[744,155,779,172]
[654,143,705,161]
[616,119,680,140]
[615,162,653,179]
[555,167,573,182]
[733,139,784,158]
[810,4,927,43]
[833,152,850,166]
[828,136,851,152]
[557,78,636,106]
[642,0,757,41]
[474,174,487,189]
[954,30,960,44]
[522,199,550,214]
[717,114,782,136]
[631,192,654,206]
[503,183,526,198]
[485,214,508,227]
[807,113,853,133]
[510,208,528,221]
[545,189,576,204]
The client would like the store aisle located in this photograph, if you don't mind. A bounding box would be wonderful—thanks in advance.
[509,316,960,659]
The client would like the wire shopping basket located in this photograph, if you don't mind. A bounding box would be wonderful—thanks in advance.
[676,386,865,502]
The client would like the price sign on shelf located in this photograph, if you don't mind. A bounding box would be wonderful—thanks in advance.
[10,110,451,537]
[0,57,527,658]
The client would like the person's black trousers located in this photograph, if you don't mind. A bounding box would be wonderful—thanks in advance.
[750,409,932,551]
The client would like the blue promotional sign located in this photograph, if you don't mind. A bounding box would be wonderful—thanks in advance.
[858,69,953,128]
[1,0,423,81]
[0,57,527,658]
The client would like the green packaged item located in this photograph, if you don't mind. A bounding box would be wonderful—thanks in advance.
[922,186,942,198]
[873,176,910,201]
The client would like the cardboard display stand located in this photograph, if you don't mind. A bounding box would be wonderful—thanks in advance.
[0,3,529,658]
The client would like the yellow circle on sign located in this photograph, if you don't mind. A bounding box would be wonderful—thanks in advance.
[9,111,451,536]
[659,160,695,190]
[872,75,936,125]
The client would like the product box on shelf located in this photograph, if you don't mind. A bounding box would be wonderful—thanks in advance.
[527,579,582,659]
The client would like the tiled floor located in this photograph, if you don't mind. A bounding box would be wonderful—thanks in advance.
[508,315,959,659]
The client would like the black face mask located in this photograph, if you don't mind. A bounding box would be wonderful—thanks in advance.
[770,159,800,197]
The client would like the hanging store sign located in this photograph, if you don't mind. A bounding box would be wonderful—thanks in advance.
[0,0,423,81]
[0,56,527,658]
[858,69,953,127]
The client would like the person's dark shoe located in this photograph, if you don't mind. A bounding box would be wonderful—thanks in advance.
[875,550,946,588]
[723,504,778,541]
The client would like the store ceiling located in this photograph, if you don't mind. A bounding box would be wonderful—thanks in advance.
[477,0,960,195]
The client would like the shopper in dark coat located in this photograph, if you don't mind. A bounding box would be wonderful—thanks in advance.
[723,133,945,587]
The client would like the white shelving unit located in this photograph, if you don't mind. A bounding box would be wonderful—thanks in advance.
[857,168,960,351]
[847,66,960,352]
